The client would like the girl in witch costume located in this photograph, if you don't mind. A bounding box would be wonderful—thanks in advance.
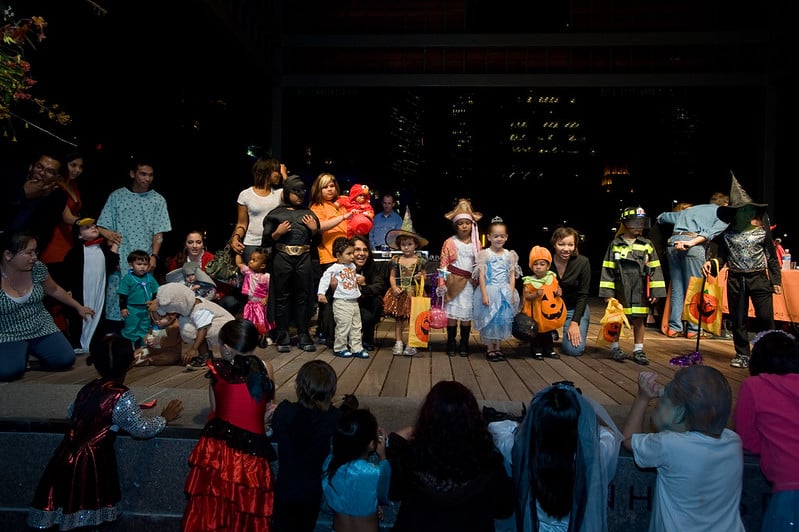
[382,208,428,357]
[438,198,482,356]
[704,174,782,369]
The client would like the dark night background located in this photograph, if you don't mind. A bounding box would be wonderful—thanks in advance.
[3,0,796,273]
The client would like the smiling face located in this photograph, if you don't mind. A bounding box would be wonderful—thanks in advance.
[553,234,575,262]
[130,164,154,193]
[487,224,508,250]
[353,239,370,268]
[184,232,204,258]
[4,238,38,272]
[66,157,84,181]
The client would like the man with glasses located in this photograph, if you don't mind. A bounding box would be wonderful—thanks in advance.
[2,149,66,250]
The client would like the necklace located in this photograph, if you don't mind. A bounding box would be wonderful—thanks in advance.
[1,268,25,295]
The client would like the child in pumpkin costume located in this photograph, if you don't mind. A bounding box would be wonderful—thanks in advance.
[598,206,666,365]
[522,246,566,360]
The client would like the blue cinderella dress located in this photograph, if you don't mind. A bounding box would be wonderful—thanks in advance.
[472,249,521,342]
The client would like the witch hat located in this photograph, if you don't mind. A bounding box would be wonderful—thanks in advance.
[717,172,768,223]
[385,206,429,249]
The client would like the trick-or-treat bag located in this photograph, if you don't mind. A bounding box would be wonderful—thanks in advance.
[596,297,631,348]
[682,274,723,336]
[408,276,430,348]
[429,272,448,330]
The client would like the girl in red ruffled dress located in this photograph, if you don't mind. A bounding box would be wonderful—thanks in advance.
[182,318,277,531]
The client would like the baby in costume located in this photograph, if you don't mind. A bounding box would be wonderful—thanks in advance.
[338,184,375,238]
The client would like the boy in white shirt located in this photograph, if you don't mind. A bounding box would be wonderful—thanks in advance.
[317,237,367,359]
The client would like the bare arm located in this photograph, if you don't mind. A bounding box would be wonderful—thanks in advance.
[42,275,94,319]
[621,371,661,451]
[231,204,249,254]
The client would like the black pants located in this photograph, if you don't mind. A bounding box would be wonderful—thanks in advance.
[726,270,775,358]
[271,251,313,339]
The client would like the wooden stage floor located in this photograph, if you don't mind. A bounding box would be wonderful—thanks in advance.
[17,298,749,414]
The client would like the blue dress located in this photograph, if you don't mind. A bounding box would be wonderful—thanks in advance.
[472,249,521,342]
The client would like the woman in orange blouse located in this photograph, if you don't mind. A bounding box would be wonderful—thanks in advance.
[309,172,353,342]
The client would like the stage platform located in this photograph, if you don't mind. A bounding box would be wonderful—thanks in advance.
[0,297,772,531]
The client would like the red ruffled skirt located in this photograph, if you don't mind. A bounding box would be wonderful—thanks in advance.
[182,432,274,531]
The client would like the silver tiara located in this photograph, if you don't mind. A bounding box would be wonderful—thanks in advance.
[490,216,504,224]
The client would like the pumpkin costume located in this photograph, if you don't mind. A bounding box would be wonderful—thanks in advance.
[523,246,566,359]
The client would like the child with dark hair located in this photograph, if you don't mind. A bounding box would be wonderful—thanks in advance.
[182,318,277,531]
[318,236,368,359]
[734,330,799,531]
[622,366,745,531]
[490,382,622,531]
[272,360,356,532]
[323,409,391,532]
[118,249,159,347]
[235,246,274,347]
[27,333,183,530]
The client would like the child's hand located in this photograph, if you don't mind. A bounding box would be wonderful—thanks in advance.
[482,294,490,306]
[120,309,129,319]
[637,371,662,400]
[182,348,198,364]
[318,294,328,304]
[276,220,291,236]
[160,399,184,423]
[376,428,387,460]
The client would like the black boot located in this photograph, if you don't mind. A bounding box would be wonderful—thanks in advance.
[458,325,471,356]
[446,326,457,356]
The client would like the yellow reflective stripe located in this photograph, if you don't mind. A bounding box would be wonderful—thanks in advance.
[624,306,650,314]
[602,260,616,268]
[649,259,662,268]
[650,280,666,289]
[599,281,615,289]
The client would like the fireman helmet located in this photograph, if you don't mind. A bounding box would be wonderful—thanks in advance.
[620,206,650,230]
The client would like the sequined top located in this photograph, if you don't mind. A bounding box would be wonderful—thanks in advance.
[322,455,391,517]
[723,227,769,273]
[389,255,426,291]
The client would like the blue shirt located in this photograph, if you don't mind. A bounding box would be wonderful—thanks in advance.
[657,203,728,243]
[369,210,403,250]
[322,454,391,517]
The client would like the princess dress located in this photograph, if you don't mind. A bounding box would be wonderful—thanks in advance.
[472,249,521,342]
[241,265,274,336]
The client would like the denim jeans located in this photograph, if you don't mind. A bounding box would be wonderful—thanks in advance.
[560,306,591,356]
[0,332,75,382]
[666,240,706,333]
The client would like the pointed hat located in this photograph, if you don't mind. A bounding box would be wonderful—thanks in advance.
[717,172,767,223]
[385,206,429,249]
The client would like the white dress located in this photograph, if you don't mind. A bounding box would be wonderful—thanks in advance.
[444,238,477,321]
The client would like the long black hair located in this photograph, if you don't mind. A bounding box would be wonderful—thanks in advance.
[324,408,378,485]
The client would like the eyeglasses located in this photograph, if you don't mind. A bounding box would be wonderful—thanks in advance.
[33,162,59,178]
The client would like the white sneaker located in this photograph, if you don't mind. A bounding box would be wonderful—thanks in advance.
[392,341,404,355]
[403,346,417,356]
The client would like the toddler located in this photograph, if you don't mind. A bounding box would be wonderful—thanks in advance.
[181,260,217,300]
[235,247,275,347]
[118,249,159,347]
[318,237,368,359]
[522,246,566,360]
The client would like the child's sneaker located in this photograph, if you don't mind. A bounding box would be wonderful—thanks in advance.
[403,346,417,356]
[333,350,353,358]
[392,341,404,355]
[353,350,370,359]
[610,346,627,362]
[632,350,650,365]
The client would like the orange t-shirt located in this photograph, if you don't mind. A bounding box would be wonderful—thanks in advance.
[310,200,348,264]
